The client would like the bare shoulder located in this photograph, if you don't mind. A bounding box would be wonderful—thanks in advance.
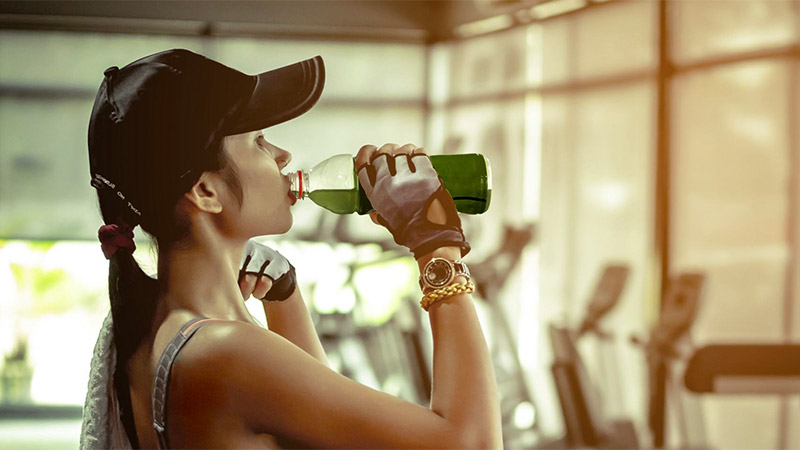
[175,319,321,376]
[172,320,329,410]
[171,320,473,449]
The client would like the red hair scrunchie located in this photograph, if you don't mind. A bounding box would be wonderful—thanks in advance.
[98,223,136,260]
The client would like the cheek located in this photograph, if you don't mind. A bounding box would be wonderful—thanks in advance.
[244,159,275,194]
[239,155,286,213]
[246,171,285,212]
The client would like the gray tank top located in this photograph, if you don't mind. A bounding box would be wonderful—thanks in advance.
[151,317,223,449]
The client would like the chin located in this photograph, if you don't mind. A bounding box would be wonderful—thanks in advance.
[252,216,292,237]
[278,218,293,234]
[273,213,293,235]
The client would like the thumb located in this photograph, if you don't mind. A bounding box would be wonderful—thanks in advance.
[375,213,392,230]
[370,211,392,230]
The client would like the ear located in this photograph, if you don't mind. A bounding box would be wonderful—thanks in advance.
[183,173,224,214]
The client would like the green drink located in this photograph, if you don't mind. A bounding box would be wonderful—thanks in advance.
[307,189,361,215]
[290,154,492,215]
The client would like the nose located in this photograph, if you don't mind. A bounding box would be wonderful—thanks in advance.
[275,145,292,170]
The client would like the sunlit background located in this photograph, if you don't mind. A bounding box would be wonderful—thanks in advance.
[1,0,799,449]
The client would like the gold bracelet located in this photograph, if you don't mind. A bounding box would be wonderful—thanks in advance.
[420,281,475,311]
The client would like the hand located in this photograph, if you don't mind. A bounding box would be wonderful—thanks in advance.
[355,143,470,260]
[238,239,297,302]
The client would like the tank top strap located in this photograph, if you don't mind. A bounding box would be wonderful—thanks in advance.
[152,317,225,449]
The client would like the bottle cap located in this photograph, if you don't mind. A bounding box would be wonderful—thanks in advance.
[288,170,307,199]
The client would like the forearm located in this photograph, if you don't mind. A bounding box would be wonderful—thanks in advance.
[421,248,503,449]
[262,285,330,367]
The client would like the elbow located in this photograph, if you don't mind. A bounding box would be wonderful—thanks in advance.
[461,433,502,450]
[470,438,503,450]
[443,415,502,449]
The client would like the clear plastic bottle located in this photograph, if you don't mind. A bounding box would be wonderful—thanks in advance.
[288,154,492,215]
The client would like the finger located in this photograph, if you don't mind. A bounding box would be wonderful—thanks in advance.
[396,143,417,156]
[255,259,271,280]
[375,143,399,159]
[357,163,377,190]
[371,152,393,179]
[411,151,436,177]
[375,213,392,230]
[394,153,411,175]
[369,211,381,226]
[368,144,397,168]
[252,276,274,300]
[401,146,425,173]
[370,211,391,229]
[239,273,257,300]
[238,254,252,283]
[388,144,417,176]
[364,144,398,180]
[384,144,412,176]
[355,144,378,173]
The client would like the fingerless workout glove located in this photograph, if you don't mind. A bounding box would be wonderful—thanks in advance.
[238,239,297,301]
[357,153,470,259]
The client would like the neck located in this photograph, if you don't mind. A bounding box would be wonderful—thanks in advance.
[155,215,253,323]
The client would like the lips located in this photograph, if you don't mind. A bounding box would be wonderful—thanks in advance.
[284,175,297,205]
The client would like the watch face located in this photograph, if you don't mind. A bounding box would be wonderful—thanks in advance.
[425,258,453,288]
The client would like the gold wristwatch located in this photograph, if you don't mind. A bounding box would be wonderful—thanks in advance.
[419,257,471,293]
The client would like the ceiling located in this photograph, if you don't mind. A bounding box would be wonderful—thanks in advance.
[0,0,545,43]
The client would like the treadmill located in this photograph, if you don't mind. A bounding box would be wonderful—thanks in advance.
[684,344,800,449]
[544,264,638,448]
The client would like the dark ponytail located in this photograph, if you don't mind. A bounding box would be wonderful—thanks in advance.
[95,141,243,445]
[108,238,158,365]
[109,247,158,448]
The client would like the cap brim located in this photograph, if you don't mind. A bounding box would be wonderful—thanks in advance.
[227,55,325,134]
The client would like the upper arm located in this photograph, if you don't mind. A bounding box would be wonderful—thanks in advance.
[189,322,470,449]
[260,286,331,368]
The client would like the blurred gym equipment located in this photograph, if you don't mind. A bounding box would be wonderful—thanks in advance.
[684,344,800,449]
[312,248,433,406]
[632,272,705,449]
[685,345,800,394]
[542,264,638,449]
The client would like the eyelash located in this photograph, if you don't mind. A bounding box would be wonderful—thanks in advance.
[256,135,269,150]
[256,134,287,166]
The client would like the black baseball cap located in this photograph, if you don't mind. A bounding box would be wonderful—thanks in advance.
[88,48,324,224]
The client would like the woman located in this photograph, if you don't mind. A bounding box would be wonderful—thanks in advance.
[81,49,501,449]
